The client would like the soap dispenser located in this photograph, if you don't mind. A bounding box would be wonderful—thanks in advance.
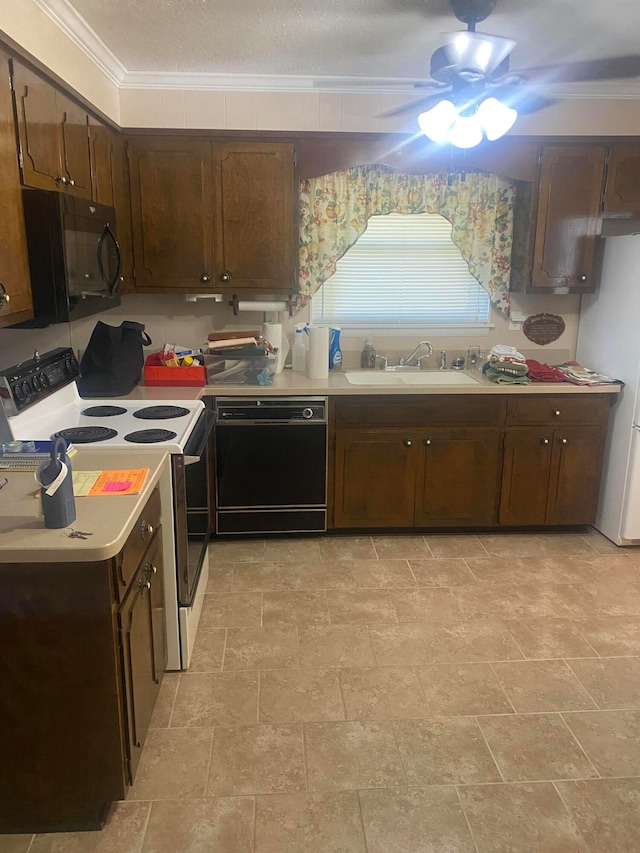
[360,338,376,369]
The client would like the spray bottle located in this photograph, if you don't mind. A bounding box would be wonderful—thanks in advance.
[329,327,342,370]
[292,324,307,372]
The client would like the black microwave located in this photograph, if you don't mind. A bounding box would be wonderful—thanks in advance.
[15,189,122,328]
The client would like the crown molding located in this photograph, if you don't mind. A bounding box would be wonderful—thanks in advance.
[32,0,126,86]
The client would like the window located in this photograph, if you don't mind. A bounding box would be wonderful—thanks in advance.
[310,213,490,332]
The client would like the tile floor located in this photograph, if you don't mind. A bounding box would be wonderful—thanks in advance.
[5,529,640,852]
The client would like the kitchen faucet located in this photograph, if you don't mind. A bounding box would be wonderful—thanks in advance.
[400,340,434,367]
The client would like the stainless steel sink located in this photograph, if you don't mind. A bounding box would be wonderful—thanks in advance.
[344,371,481,386]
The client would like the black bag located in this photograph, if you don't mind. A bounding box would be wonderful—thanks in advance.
[77,321,152,398]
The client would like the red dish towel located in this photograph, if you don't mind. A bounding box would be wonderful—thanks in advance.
[524,359,567,383]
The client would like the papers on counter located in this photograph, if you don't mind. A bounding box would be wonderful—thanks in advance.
[72,468,149,496]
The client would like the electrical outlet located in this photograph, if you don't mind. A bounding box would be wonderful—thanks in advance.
[508,311,526,331]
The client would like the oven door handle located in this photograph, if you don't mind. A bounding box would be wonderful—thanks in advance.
[183,409,215,464]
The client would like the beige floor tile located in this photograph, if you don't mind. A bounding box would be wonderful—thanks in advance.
[292,560,356,590]
[583,529,631,554]
[567,657,640,708]
[188,628,226,673]
[0,837,33,853]
[170,672,259,727]
[419,663,513,715]
[555,777,640,852]
[223,627,299,671]
[492,660,597,712]
[505,618,597,659]
[579,579,640,616]
[563,710,640,776]
[433,618,525,663]
[326,589,397,624]
[255,792,366,853]
[359,786,476,853]
[141,798,254,853]
[199,593,262,629]
[30,802,150,853]
[477,533,596,557]
[348,558,417,589]
[465,556,597,586]
[389,588,461,622]
[319,536,376,562]
[149,673,180,728]
[262,591,330,626]
[371,535,432,559]
[409,558,478,587]
[127,728,213,800]
[304,720,405,790]
[459,782,588,852]
[264,538,323,563]
[424,534,488,559]
[208,724,306,796]
[580,553,640,583]
[205,563,234,593]
[207,539,266,563]
[368,622,447,666]
[232,562,296,591]
[259,669,344,723]
[339,666,430,720]
[457,583,588,620]
[573,616,640,655]
[478,713,598,782]
[393,717,501,785]
[298,625,376,668]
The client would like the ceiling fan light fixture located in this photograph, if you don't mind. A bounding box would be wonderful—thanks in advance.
[448,112,484,148]
[417,99,458,143]
[477,96,518,140]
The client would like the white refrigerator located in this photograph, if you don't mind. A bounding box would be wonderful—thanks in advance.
[576,233,640,545]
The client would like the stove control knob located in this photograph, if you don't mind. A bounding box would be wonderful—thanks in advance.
[13,383,25,402]
[32,375,41,391]
[63,356,76,376]
[39,372,49,387]
[21,380,31,398]
[302,407,314,419]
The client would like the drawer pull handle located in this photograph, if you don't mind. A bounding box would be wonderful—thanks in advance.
[560,437,569,445]
[540,436,550,445]
[141,521,154,538]
[403,437,413,447]
[424,437,432,446]
[553,409,561,417]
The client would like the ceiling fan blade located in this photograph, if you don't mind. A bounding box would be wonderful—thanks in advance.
[379,91,454,118]
[519,54,640,85]
[489,85,557,115]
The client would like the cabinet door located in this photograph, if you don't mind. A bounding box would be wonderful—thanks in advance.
[129,137,215,289]
[603,146,640,214]
[89,119,116,206]
[213,142,295,292]
[546,426,606,525]
[0,55,33,326]
[334,429,416,528]
[531,145,607,293]
[59,94,91,198]
[143,529,167,683]
[499,428,553,525]
[415,427,502,527]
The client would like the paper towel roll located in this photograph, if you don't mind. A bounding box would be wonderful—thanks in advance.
[308,326,329,379]
[238,301,288,313]
[261,322,289,373]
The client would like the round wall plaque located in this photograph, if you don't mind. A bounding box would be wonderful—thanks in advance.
[522,313,566,346]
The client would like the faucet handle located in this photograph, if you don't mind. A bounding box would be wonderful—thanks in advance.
[374,354,388,370]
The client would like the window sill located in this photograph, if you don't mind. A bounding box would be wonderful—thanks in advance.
[328,324,494,338]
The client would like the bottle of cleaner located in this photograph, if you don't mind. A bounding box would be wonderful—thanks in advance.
[329,327,342,370]
[292,324,307,372]
[360,338,376,368]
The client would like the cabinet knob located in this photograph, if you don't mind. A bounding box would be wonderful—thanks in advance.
[141,520,154,538]
[576,274,588,283]
[0,283,9,306]
[560,436,569,445]
[199,272,212,284]
[539,436,550,445]
[424,437,432,446]
[220,270,232,283]
[553,409,561,417]
[55,174,69,186]
[403,437,413,447]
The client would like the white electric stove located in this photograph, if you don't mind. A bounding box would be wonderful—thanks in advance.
[0,348,211,670]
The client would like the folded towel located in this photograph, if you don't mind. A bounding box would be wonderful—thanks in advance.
[524,359,567,383]
[489,344,526,361]
[554,361,623,387]
[484,361,529,378]
[485,368,531,385]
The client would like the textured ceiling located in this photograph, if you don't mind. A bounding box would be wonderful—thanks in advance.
[65,0,640,88]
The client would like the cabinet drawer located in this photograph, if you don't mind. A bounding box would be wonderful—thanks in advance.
[506,396,611,426]
[333,395,507,428]
[114,488,161,603]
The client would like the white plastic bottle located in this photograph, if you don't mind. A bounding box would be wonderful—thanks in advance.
[292,324,307,372]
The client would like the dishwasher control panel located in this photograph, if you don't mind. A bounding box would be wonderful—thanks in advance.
[214,397,327,423]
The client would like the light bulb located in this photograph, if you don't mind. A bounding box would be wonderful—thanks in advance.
[417,100,457,143]
[477,97,518,141]
[448,113,484,149]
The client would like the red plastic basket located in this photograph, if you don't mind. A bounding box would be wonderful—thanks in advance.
[143,352,206,387]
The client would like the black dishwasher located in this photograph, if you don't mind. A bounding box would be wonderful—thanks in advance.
[214,397,327,534]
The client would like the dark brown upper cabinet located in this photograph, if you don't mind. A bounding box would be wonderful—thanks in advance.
[0,53,32,326]
[11,59,91,199]
[511,145,607,294]
[128,136,296,294]
[603,145,640,214]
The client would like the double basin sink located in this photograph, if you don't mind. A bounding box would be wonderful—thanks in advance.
[344,370,481,386]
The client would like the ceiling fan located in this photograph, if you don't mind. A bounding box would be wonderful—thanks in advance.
[389,0,640,147]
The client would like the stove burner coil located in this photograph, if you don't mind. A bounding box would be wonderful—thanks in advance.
[124,429,178,444]
[54,427,118,444]
[81,406,127,417]
[133,406,190,420]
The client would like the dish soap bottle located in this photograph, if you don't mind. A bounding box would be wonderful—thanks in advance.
[360,338,376,368]
[292,324,307,372]
[329,327,342,370]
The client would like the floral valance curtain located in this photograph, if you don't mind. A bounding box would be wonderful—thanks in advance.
[298,165,516,315]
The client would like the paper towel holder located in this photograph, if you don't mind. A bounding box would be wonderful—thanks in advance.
[228,294,292,321]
